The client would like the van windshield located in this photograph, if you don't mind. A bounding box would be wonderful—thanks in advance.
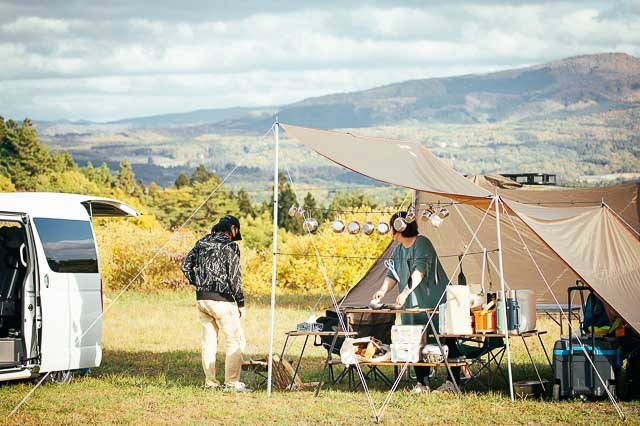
[33,218,98,273]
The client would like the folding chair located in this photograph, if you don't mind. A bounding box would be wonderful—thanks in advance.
[457,336,507,390]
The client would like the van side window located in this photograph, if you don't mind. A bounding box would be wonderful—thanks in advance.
[33,218,98,273]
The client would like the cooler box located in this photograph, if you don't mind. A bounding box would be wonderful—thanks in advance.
[552,336,621,399]
[391,325,425,345]
[390,343,422,363]
[0,338,24,366]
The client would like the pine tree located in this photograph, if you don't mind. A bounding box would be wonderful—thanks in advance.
[190,164,214,185]
[0,118,52,190]
[116,159,136,194]
[237,189,255,217]
[175,172,189,189]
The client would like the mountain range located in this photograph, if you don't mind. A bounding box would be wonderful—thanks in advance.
[33,52,640,188]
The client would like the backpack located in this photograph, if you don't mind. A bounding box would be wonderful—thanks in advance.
[583,293,609,333]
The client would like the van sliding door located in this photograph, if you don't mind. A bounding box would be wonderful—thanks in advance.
[32,218,101,373]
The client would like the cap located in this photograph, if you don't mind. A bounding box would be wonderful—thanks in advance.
[218,215,242,241]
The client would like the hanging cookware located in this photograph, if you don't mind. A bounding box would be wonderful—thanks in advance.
[302,218,319,234]
[393,216,407,232]
[331,219,345,233]
[288,204,297,217]
[376,221,390,235]
[347,220,361,234]
[362,221,375,235]
[405,206,416,223]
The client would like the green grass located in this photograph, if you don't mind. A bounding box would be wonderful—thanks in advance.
[1,291,639,425]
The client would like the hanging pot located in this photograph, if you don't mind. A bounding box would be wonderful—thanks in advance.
[302,218,319,234]
[376,222,390,235]
[405,206,416,223]
[362,221,375,235]
[331,219,345,233]
[347,220,361,235]
[393,216,407,232]
[430,214,443,228]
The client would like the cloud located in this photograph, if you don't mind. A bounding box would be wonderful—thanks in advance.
[0,0,638,120]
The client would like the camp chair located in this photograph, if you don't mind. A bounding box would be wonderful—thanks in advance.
[456,336,507,390]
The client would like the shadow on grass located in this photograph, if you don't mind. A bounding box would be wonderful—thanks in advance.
[95,348,554,394]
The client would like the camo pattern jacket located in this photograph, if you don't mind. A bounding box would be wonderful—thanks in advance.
[181,232,244,307]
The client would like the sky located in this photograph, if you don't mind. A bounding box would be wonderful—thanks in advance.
[1,0,639,122]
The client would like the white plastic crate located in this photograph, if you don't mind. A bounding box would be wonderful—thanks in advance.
[391,325,425,345]
[390,343,422,363]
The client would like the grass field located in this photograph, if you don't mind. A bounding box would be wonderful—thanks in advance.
[1,291,638,425]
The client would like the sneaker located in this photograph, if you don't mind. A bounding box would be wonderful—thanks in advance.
[411,383,430,394]
[204,382,220,390]
[223,382,252,393]
[433,380,457,394]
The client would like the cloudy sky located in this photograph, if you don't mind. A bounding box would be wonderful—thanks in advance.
[1,0,639,122]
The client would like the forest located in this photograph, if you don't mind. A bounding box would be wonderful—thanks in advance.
[0,116,407,295]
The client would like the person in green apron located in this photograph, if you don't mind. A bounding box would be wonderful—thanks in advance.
[373,211,460,392]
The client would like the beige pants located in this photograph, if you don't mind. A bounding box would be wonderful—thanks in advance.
[196,300,246,387]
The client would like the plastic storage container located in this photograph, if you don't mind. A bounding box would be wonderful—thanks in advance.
[473,310,496,333]
[445,286,472,335]
[390,343,422,363]
[515,289,536,333]
[391,325,425,345]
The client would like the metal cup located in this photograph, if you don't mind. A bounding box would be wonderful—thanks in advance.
[405,206,416,223]
[362,221,375,235]
[376,222,390,235]
[331,219,345,233]
[288,205,297,217]
[347,220,361,234]
[393,216,407,232]
[302,218,319,234]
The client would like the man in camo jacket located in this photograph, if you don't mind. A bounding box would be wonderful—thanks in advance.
[182,215,249,392]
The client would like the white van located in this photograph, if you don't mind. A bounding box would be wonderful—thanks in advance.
[0,192,140,383]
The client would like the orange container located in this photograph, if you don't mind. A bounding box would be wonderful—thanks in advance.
[473,310,496,333]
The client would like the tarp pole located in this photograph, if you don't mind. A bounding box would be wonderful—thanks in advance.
[267,121,279,396]
[495,194,515,401]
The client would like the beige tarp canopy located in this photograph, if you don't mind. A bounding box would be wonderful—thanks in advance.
[281,123,640,333]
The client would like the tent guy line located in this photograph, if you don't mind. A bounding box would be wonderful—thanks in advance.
[376,196,498,420]
[6,125,276,418]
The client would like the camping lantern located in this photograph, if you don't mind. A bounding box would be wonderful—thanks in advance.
[331,219,345,233]
[288,204,297,217]
[302,218,319,234]
[347,220,361,234]
[362,221,375,235]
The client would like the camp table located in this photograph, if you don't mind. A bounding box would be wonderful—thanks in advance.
[279,330,357,396]
[341,308,551,393]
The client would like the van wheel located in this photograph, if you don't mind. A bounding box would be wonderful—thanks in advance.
[45,370,73,384]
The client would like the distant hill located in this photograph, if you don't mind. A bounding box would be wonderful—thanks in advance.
[32,52,640,188]
[220,52,640,130]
